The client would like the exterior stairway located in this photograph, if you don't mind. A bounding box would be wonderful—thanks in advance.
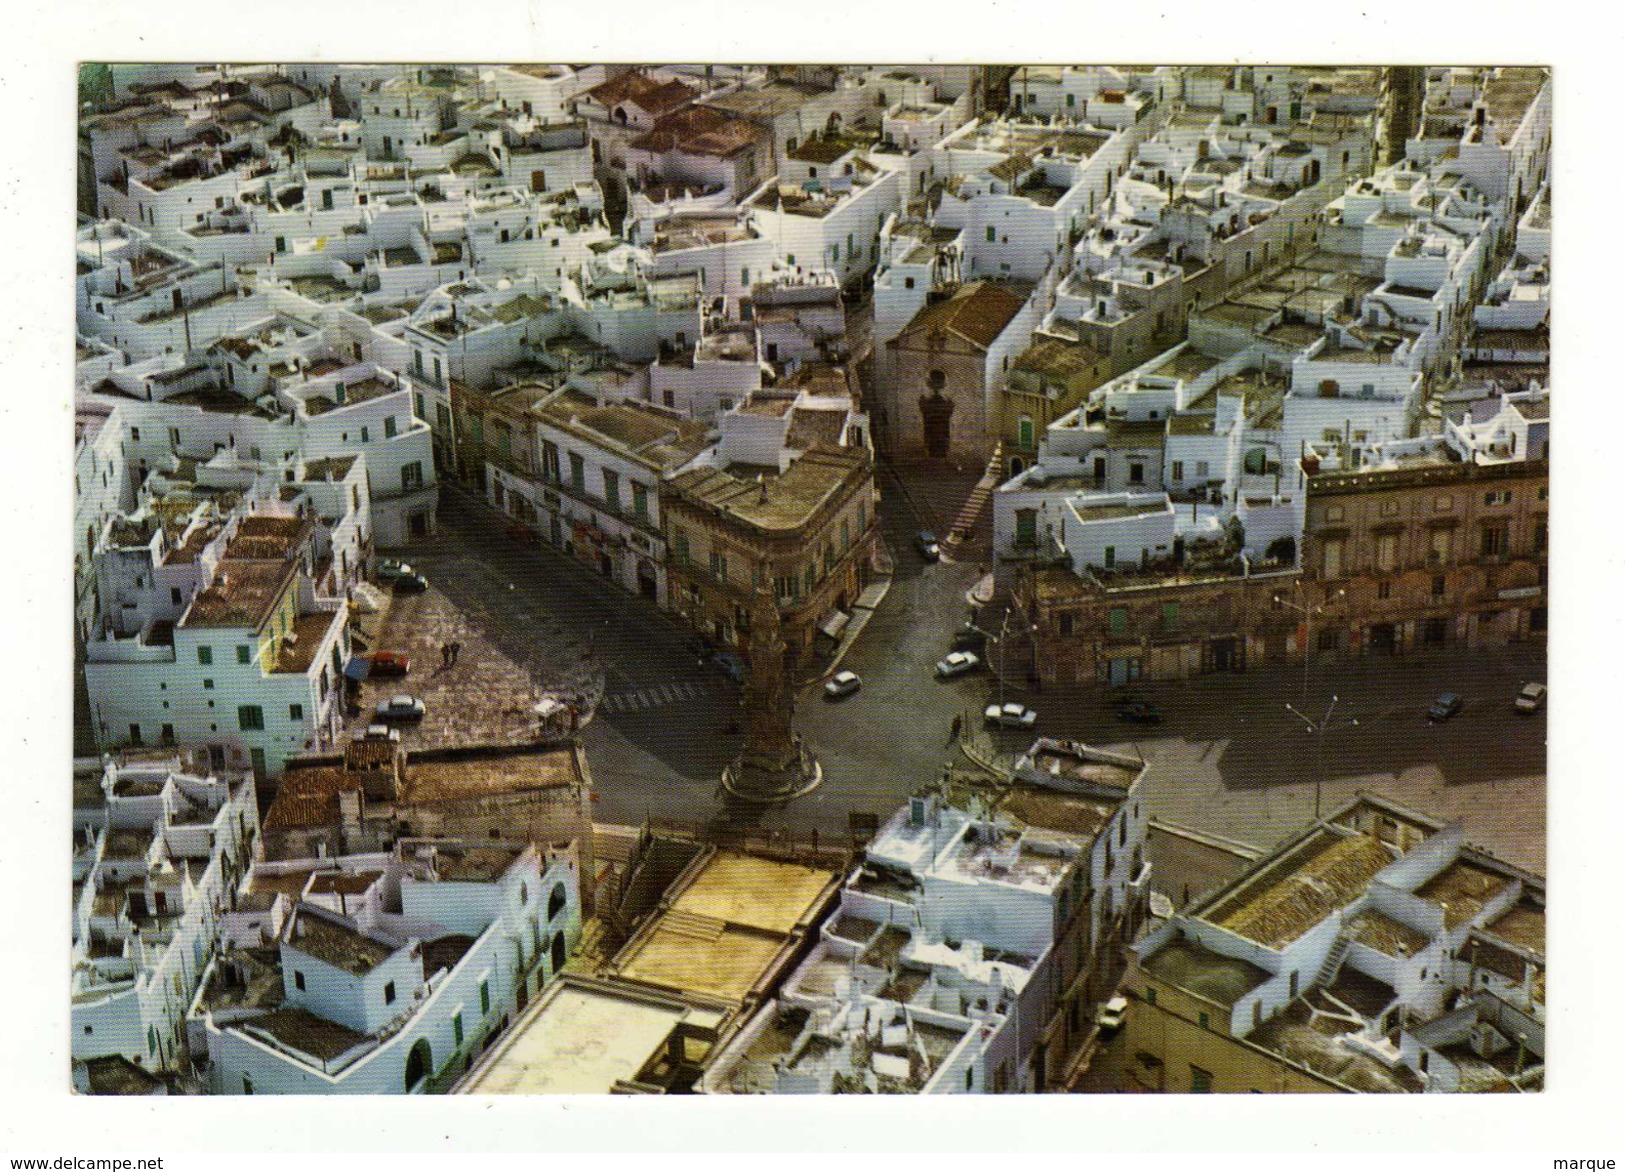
[942,441,1004,561]
[1316,927,1353,988]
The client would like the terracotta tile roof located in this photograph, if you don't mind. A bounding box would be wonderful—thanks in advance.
[1208,832,1395,949]
[263,765,354,832]
[896,281,1031,351]
[631,106,761,158]
[584,71,695,118]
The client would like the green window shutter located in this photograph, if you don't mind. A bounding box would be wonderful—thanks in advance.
[1109,607,1127,637]
[236,645,251,664]
[197,646,212,665]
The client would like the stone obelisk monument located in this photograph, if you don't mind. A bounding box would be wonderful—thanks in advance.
[720,576,821,802]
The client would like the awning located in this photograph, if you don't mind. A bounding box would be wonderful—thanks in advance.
[818,610,852,640]
[343,656,371,682]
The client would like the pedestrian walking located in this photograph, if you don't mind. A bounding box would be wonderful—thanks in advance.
[948,713,963,746]
[440,642,450,668]
[448,640,461,666]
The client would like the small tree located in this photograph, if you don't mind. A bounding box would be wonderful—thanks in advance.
[1265,535,1296,564]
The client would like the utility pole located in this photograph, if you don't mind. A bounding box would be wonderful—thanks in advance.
[1273,586,1345,710]
[1286,694,1358,821]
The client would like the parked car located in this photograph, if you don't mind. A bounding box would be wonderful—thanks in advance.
[951,623,988,653]
[824,670,862,700]
[1427,692,1463,722]
[1096,995,1129,1034]
[375,559,415,583]
[714,651,745,683]
[364,650,411,678]
[375,694,426,723]
[916,531,941,562]
[935,651,981,679]
[393,571,429,593]
[984,702,1037,730]
[1514,682,1547,714]
[354,724,400,743]
[1117,700,1163,725]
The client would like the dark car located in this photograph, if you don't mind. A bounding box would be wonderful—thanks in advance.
[951,623,988,653]
[713,651,745,683]
[1428,692,1463,722]
[393,571,429,593]
[1117,701,1163,725]
[917,531,941,562]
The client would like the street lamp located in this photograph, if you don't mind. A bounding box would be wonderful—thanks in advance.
[1286,694,1359,820]
[1273,586,1346,709]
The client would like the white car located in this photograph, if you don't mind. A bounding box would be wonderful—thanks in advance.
[935,651,981,679]
[374,694,426,722]
[824,671,862,700]
[1097,995,1129,1034]
[984,702,1037,730]
[1514,682,1546,713]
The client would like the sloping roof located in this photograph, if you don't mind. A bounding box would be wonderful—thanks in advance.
[263,765,355,832]
[895,282,1032,352]
[1209,832,1395,949]
[584,71,695,117]
[631,105,761,158]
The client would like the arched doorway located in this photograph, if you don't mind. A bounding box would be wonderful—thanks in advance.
[548,883,567,920]
[550,932,567,974]
[404,1038,432,1091]
[1009,457,1025,477]
[919,379,954,459]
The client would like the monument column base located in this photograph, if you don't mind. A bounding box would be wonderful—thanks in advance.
[720,742,823,803]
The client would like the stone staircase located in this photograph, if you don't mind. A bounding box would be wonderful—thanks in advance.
[942,441,1004,561]
[1316,927,1353,988]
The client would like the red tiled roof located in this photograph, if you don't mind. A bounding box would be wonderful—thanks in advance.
[896,282,1032,351]
[630,106,762,158]
[584,71,696,118]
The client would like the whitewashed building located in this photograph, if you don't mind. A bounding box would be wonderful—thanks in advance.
[72,751,260,1081]
[705,748,1149,1094]
[194,839,581,1094]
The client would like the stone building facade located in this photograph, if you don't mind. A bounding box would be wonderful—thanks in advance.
[661,446,879,669]
[1017,454,1548,686]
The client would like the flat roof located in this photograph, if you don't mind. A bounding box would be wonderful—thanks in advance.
[668,446,867,533]
[667,852,835,936]
[460,980,702,1094]
[239,1005,369,1062]
[285,907,399,975]
[1346,909,1429,958]
[1485,900,1544,957]
[181,559,297,630]
[1141,933,1269,1007]
[1415,859,1512,930]
[617,919,786,1002]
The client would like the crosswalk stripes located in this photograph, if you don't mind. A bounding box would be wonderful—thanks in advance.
[599,679,711,715]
